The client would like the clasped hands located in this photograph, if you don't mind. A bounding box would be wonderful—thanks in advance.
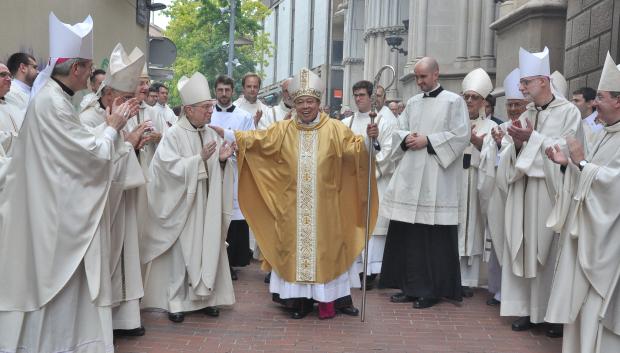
[545,136,585,167]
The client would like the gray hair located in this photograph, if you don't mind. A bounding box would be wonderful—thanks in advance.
[51,58,89,77]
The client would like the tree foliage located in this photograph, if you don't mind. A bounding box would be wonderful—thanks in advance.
[163,0,273,106]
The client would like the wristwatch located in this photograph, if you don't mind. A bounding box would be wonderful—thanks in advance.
[578,160,588,171]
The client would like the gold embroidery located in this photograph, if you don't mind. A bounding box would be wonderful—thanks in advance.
[296,130,318,282]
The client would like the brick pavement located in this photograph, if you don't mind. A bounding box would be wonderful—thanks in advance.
[116,262,562,353]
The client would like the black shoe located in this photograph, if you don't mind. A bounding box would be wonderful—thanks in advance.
[546,323,563,338]
[204,306,219,317]
[486,298,501,306]
[390,292,415,303]
[413,297,439,309]
[168,312,185,323]
[113,326,145,337]
[230,267,238,281]
[291,310,310,319]
[511,316,533,331]
[462,286,474,298]
[264,272,271,284]
[339,306,360,316]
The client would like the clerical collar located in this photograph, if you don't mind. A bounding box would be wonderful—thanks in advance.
[51,77,75,97]
[216,103,235,112]
[423,85,443,98]
[12,79,32,94]
[535,95,555,111]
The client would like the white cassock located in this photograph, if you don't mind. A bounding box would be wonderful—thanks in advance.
[124,102,168,241]
[341,110,397,274]
[80,99,106,128]
[141,116,235,313]
[155,102,178,126]
[79,105,147,331]
[458,116,497,287]
[234,95,273,130]
[497,97,581,322]
[478,121,516,299]
[0,100,21,154]
[545,122,620,353]
[0,78,130,353]
[4,79,30,126]
[212,106,255,255]
[80,91,98,110]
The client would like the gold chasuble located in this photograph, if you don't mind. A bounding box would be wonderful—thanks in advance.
[235,113,378,284]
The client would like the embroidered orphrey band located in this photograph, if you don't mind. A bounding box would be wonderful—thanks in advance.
[296,130,318,282]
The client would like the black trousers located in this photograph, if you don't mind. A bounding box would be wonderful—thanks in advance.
[226,220,252,267]
[379,220,462,301]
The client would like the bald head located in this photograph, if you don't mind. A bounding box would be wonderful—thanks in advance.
[413,57,440,92]
[415,57,439,73]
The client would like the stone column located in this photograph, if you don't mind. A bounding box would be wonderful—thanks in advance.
[404,0,417,73]
[468,0,482,59]
[481,0,496,66]
[456,0,469,62]
[415,0,428,59]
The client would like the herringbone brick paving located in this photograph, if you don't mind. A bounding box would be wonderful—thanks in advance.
[116,262,561,353]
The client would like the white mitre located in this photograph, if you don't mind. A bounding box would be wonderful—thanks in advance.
[178,72,212,106]
[519,47,550,78]
[462,68,493,98]
[598,52,620,92]
[550,71,568,99]
[100,44,145,94]
[504,68,525,100]
[32,12,94,98]
[289,68,325,101]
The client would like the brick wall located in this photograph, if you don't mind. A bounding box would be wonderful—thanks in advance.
[564,0,620,92]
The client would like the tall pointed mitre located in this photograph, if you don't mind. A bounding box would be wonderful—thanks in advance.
[32,12,94,98]
[462,68,493,98]
[598,52,620,92]
[100,44,146,93]
[289,68,325,101]
[550,71,568,99]
[177,72,212,106]
[49,12,94,60]
[504,68,525,100]
[519,47,550,78]
[139,63,150,80]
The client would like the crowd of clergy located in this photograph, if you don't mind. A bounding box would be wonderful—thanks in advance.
[1,11,620,353]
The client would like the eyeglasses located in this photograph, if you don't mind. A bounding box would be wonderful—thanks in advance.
[192,103,214,111]
[462,94,482,101]
[0,72,12,80]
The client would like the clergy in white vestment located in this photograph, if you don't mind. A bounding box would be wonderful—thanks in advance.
[80,43,150,337]
[374,84,399,126]
[210,67,378,320]
[545,51,620,353]
[571,86,604,153]
[234,72,274,130]
[481,68,530,307]
[268,77,296,125]
[80,68,106,110]
[141,72,235,323]
[5,52,38,123]
[210,74,255,280]
[154,83,178,126]
[0,13,140,353]
[343,80,396,287]
[457,68,498,295]
[379,57,470,309]
[496,47,581,337]
[0,64,21,155]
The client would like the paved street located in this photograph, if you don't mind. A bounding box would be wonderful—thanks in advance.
[116,262,561,353]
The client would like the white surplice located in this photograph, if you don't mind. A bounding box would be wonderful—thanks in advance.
[141,116,235,313]
[342,110,397,274]
[234,96,273,130]
[382,89,470,227]
[0,100,20,154]
[497,96,581,322]
[0,78,129,353]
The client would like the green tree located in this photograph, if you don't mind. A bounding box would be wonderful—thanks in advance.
[163,0,273,107]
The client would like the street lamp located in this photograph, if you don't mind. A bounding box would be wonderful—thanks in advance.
[145,1,167,76]
[385,36,408,56]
